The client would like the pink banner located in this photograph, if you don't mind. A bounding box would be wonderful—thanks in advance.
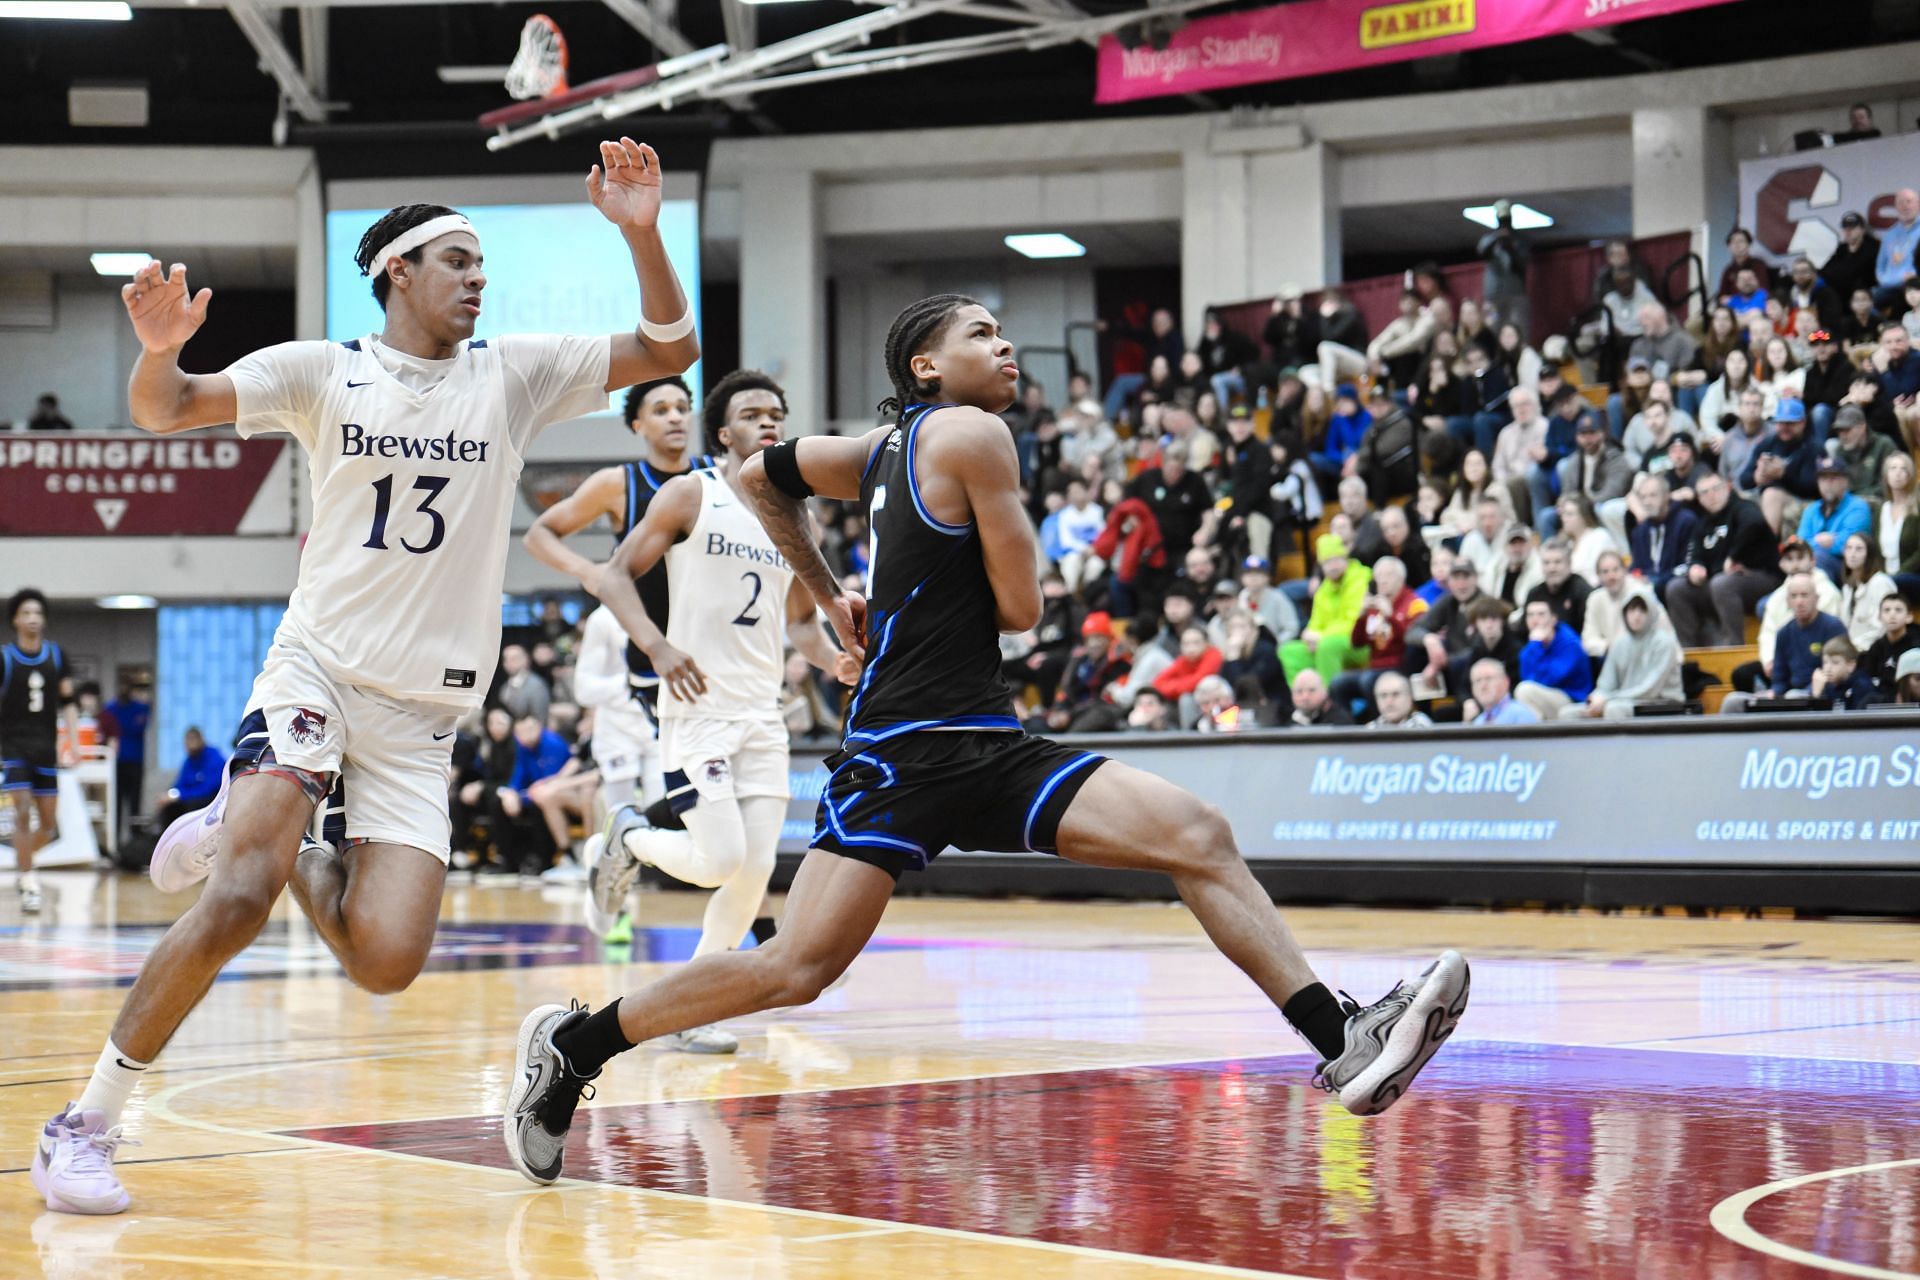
[1097,0,1741,104]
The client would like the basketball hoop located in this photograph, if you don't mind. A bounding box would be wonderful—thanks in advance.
[505,14,569,101]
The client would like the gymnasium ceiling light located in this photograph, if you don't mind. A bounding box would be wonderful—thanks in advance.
[1005,233,1086,259]
[96,595,158,610]
[0,1,131,17]
[90,252,153,276]
[1462,202,1555,230]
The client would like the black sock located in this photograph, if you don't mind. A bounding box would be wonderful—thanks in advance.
[750,916,777,946]
[642,796,686,831]
[1282,982,1349,1061]
[551,1000,634,1076]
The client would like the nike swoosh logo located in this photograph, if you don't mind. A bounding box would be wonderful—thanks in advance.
[433,731,455,741]
[346,380,372,389]
[115,1057,146,1072]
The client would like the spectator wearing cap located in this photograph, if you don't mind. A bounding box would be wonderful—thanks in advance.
[1348,384,1421,507]
[1799,329,1853,442]
[1740,397,1821,534]
[1873,188,1920,310]
[1484,526,1544,611]
[1823,211,1881,306]
[1332,554,1426,716]
[1798,456,1871,580]
[1368,671,1433,728]
[1465,656,1540,726]
[1513,597,1595,719]
[1810,635,1881,709]
[1310,383,1372,485]
[1628,473,1699,593]
[1718,227,1775,304]
[1662,433,1713,508]
[1548,407,1632,542]
[1048,611,1133,733]
[1288,668,1355,728]
[1731,536,1842,695]
[1282,534,1371,684]
[1863,595,1920,699]
[1564,593,1684,720]
[1408,559,1488,692]
[1665,472,1783,647]
[1237,555,1300,644]
[1780,256,1845,334]
[1525,537,1592,633]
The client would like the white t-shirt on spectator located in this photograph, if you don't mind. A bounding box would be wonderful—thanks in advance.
[226,332,611,708]
[1056,501,1106,554]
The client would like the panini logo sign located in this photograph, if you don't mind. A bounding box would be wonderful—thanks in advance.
[1360,0,1475,49]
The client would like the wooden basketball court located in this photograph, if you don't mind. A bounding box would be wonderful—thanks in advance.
[3,872,1915,1278]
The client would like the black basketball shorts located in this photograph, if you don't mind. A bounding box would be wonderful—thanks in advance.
[811,731,1107,879]
[2,739,59,797]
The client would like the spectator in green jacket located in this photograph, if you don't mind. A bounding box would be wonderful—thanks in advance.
[1282,534,1372,684]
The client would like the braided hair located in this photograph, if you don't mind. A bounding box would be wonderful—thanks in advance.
[353,203,461,310]
[878,293,978,418]
[623,375,690,428]
[703,369,789,446]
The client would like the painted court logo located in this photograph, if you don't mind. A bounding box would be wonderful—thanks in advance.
[288,708,329,747]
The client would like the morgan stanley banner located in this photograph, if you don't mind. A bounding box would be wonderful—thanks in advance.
[1096,0,1743,104]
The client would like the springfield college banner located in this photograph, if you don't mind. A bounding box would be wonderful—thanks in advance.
[1738,132,1920,270]
[781,717,1920,866]
[1096,0,1741,104]
[0,432,293,535]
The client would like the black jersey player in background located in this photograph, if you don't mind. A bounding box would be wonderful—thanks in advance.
[523,373,716,716]
[504,297,1471,1184]
[3,588,77,914]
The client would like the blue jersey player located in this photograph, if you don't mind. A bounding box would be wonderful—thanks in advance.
[505,297,1472,1186]
[2,588,75,915]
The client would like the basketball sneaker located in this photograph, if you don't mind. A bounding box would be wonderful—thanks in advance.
[20,874,43,915]
[150,761,233,894]
[31,1106,134,1214]
[503,1001,597,1185]
[1315,950,1470,1116]
[583,805,649,938]
[668,1025,738,1055]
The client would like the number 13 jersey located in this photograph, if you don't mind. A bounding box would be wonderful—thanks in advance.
[224,332,611,709]
[660,468,793,723]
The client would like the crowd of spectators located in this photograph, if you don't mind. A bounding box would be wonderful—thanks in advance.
[797,194,1920,731]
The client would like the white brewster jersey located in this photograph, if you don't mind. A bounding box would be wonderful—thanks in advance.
[661,469,794,722]
[224,333,610,708]
[573,606,654,753]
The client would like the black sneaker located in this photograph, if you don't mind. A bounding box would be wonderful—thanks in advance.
[503,1001,597,1184]
[1314,950,1470,1116]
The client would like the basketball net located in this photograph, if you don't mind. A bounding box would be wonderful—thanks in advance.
[505,14,569,101]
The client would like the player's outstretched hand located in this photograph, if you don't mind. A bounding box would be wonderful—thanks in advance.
[586,137,663,231]
[122,261,211,353]
[824,590,867,666]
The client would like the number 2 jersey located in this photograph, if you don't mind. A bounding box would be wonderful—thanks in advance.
[225,332,611,709]
[844,404,1018,745]
[659,469,793,723]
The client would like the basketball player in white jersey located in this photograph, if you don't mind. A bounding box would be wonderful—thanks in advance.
[565,370,851,1059]
[571,604,656,818]
[29,137,698,1217]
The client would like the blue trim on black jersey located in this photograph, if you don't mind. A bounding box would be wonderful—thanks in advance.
[903,406,970,536]
[843,715,1021,746]
[842,527,981,739]
[1022,751,1100,851]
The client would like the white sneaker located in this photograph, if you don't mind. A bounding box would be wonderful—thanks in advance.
[31,1106,135,1215]
[668,1025,739,1055]
[150,763,234,894]
[20,875,43,915]
[583,806,649,939]
[1315,950,1471,1116]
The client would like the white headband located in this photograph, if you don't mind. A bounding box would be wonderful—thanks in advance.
[364,214,479,278]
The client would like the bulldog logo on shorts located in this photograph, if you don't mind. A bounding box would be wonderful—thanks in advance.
[288,707,329,747]
[703,758,731,786]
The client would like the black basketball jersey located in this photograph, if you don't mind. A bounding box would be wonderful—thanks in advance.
[0,641,67,752]
[616,454,714,687]
[843,404,1019,746]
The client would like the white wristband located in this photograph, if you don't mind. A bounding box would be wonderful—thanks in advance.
[640,310,695,342]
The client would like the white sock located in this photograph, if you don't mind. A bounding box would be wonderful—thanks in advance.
[75,1039,148,1127]
[19,870,40,891]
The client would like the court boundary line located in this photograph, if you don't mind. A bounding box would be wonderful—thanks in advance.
[142,1055,1326,1280]
[1709,1157,1920,1280]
